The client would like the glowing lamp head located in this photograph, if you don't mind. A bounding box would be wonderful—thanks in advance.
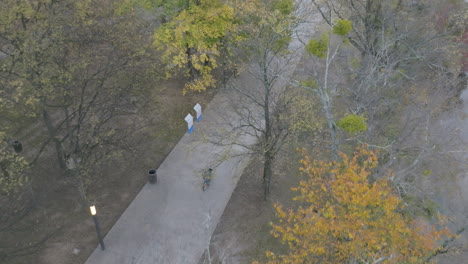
[90,205,97,215]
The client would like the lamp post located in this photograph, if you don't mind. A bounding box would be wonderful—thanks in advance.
[90,205,105,250]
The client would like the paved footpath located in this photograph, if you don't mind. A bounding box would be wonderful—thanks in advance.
[85,2,314,263]
[85,86,256,264]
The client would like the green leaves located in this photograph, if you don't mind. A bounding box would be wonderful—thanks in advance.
[115,0,188,16]
[305,19,352,58]
[273,0,294,15]
[337,114,367,134]
[306,34,328,58]
[332,19,352,36]
[299,79,317,89]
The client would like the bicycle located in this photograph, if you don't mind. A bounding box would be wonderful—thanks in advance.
[202,168,213,192]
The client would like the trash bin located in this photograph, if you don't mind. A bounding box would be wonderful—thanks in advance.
[148,169,157,184]
[13,141,22,153]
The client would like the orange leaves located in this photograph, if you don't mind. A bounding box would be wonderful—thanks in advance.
[255,147,452,264]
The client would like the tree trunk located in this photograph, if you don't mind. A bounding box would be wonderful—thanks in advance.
[322,43,339,160]
[262,56,273,200]
[74,167,88,206]
[263,152,273,200]
[364,0,383,57]
[324,99,338,160]
[42,108,66,170]
[186,45,195,81]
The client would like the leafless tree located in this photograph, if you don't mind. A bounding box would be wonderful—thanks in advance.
[209,0,313,199]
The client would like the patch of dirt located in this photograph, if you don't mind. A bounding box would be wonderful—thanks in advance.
[2,79,218,264]
[209,156,270,263]
[208,142,319,263]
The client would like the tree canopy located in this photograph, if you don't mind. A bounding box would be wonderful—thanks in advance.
[153,0,238,93]
[256,147,451,264]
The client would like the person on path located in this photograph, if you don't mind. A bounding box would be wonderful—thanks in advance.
[202,168,213,191]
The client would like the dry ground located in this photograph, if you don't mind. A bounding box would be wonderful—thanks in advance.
[207,134,330,264]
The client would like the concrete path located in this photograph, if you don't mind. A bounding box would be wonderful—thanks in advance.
[84,2,314,263]
[84,84,256,264]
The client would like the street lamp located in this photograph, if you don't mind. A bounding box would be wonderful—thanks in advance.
[90,205,105,250]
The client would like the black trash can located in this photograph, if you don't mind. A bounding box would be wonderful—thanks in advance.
[13,141,22,153]
[148,169,157,184]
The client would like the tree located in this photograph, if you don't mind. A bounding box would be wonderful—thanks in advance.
[310,0,405,60]
[302,1,465,187]
[209,0,302,199]
[307,0,465,144]
[255,147,452,264]
[0,0,155,201]
[306,0,423,142]
[327,0,467,189]
[300,19,355,160]
[153,0,238,93]
[294,3,468,259]
[0,0,158,261]
[116,0,191,23]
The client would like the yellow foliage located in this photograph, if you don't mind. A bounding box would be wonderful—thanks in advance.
[256,147,452,264]
[153,0,238,93]
[183,74,216,94]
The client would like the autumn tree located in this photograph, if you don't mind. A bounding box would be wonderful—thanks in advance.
[0,0,156,200]
[153,0,238,93]
[255,147,451,264]
[0,1,161,263]
[1,0,158,260]
[290,3,467,260]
